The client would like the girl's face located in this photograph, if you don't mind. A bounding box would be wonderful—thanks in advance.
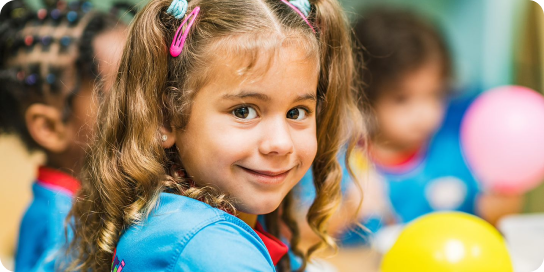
[175,45,319,215]
[373,60,446,150]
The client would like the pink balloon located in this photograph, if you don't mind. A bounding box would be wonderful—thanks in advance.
[461,86,544,194]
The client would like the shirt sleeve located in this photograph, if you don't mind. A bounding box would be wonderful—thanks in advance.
[174,220,275,272]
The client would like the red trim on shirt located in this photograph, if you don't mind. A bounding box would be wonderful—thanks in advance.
[37,166,81,195]
[254,222,289,266]
[372,148,421,167]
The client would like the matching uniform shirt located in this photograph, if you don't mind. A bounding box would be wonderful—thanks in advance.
[112,192,288,272]
[297,95,482,245]
[16,169,289,271]
[15,167,80,272]
[376,95,480,223]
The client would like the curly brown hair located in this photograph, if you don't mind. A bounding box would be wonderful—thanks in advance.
[353,7,453,104]
[66,0,363,271]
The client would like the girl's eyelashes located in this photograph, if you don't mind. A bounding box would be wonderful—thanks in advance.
[231,105,312,121]
[232,106,258,120]
[286,107,310,121]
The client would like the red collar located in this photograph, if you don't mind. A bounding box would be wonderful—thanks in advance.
[368,142,426,171]
[372,148,421,167]
[37,166,81,195]
[254,222,289,265]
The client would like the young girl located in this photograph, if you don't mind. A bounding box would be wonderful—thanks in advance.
[66,0,362,271]
[0,1,127,270]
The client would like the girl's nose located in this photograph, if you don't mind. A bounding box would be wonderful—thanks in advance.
[258,118,294,156]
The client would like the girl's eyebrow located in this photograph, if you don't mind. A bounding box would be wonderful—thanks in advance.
[222,91,317,102]
[222,91,270,101]
[294,93,317,103]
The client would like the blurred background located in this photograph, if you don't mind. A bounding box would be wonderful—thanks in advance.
[347,0,544,216]
[1,0,544,271]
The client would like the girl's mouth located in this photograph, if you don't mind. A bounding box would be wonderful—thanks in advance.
[237,166,293,185]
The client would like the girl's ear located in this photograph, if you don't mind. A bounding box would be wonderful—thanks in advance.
[159,125,176,148]
[25,104,70,153]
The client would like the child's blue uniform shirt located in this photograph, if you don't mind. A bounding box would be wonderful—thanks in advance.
[15,168,78,272]
[112,192,276,272]
[296,94,481,245]
[380,94,480,223]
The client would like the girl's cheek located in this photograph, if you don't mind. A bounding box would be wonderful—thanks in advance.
[294,130,318,161]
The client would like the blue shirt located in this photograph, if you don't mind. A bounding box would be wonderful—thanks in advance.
[381,95,480,223]
[112,193,276,272]
[15,182,73,272]
[296,94,481,245]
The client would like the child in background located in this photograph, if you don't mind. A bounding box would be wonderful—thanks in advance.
[297,7,523,248]
[352,7,523,234]
[0,1,127,270]
[65,0,362,271]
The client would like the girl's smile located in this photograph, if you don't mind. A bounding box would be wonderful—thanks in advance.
[236,164,295,186]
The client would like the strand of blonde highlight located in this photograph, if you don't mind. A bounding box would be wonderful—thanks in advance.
[302,0,365,266]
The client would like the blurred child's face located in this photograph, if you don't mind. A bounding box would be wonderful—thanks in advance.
[373,61,446,149]
[93,27,127,92]
[176,45,319,215]
[49,28,127,174]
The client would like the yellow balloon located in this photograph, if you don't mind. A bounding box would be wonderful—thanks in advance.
[381,212,513,272]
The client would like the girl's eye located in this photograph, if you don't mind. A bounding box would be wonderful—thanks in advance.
[233,106,257,119]
[286,108,307,120]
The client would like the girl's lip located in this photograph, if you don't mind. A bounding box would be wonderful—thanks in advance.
[242,167,291,176]
[238,166,293,184]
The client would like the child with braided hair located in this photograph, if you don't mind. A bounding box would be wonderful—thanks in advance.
[65,0,363,271]
[0,1,128,270]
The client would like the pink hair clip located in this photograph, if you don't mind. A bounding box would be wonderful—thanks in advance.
[170,6,200,57]
[279,0,315,33]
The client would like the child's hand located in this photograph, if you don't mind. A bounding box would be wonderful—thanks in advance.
[476,191,524,226]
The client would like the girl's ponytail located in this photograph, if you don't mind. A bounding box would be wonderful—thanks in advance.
[304,0,364,266]
[67,1,177,270]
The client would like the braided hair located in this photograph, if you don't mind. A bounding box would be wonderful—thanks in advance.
[0,0,128,150]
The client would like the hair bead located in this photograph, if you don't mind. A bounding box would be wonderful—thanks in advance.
[25,74,38,85]
[46,73,56,84]
[10,7,27,19]
[37,9,47,20]
[67,11,79,24]
[68,1,80,10]
[81,2,93,13]
[50,9,61,20]
[40,36,52,51]
[59,36,73,53]
[60,36,72,47]
[24,35,33,46]
[57,0,67,11]
[16,70,25,81]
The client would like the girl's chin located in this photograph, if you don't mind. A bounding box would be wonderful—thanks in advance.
[235,196,284,215]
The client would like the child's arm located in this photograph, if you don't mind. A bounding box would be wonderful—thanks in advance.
[296,170,392,250]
